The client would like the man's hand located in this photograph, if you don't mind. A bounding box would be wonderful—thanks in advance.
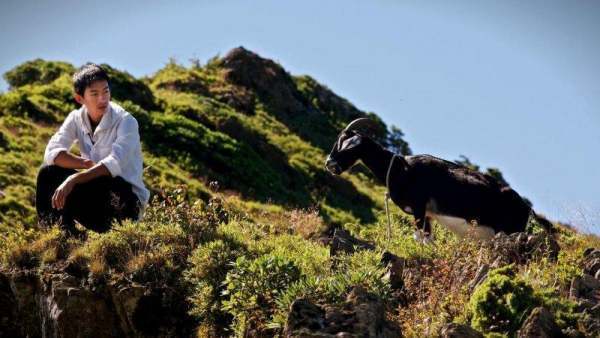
[52,174,78,210]
[82,158,96,169]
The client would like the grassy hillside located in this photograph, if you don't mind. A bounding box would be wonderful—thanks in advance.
[1,48,599,337]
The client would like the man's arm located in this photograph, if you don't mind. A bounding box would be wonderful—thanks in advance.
[44,112,81,167]
[54,151,95,169]
[51,163,110,210]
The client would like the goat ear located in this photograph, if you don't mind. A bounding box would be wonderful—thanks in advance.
[340,134,362,150]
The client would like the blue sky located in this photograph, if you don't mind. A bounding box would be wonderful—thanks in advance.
[1,0,599,232]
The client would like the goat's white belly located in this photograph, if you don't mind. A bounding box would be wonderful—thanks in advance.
[427,213,495,240]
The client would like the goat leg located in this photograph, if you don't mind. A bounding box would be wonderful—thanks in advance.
[412,204,433,243]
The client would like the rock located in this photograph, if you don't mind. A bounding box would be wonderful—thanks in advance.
[220,47,307,116]
[562,327,586,338]
[526,232,560,261]
[582,249,600,277]
[1,270,194,337]
[439,323,483,338]
[570,274,600,302]
[0,272,20,337]
[583,248,600,259]
[488,231,560,266]
[329,228,374,256]
[468,264,489,292]
[517,307,564,338]
[7,271,42,337]
[40,275,122,337]
[285,299,326,334]
[488,232,526,266]
[109,283,148,337]
[284,286,401,337]
[381,251,405,291]
[585,259,600,277]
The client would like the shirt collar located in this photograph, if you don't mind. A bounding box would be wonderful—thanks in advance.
[81,104,114,135]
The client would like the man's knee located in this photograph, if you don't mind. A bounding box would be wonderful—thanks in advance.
[37,165,76,183]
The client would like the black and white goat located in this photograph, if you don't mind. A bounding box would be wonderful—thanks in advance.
[325,118,545,240]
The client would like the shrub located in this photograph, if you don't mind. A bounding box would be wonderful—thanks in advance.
[83,220,188,282]
[468,265,538,335]
[184,236,247,324]
[4,228,79,269]
[3,59,74,88]
[221,254,301,335]
[100,64,156,110]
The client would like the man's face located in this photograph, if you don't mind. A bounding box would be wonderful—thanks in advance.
[75,80,110,122]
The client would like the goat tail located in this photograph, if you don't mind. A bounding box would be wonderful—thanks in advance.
[530,210,557,234]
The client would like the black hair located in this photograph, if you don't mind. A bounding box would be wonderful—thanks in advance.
[72,63,110,96]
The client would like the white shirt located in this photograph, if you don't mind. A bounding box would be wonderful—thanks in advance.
[44,102,150,209]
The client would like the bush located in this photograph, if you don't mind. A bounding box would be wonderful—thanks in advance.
[469,265,538,335]
[184,236,247,325]
[83,220,188,282]
[221,254,301,335]
[101,64,156,110]
[4,59,74,88]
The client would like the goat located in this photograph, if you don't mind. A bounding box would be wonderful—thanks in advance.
[325,118,546,240]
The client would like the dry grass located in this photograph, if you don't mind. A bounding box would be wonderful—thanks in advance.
[395,234,490,337]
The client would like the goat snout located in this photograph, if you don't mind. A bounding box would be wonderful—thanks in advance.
[325,158,342,175]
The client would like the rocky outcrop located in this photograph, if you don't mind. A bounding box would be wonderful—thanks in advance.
[517,307,564,338]
[583,248,600,280]
[284,286,401,337]
[0,270,193,337]
[565,247,600,337]
[439,323,483,338]
[220,47,308,117]
[488,231,560,267]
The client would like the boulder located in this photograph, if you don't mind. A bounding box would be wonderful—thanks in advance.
[517,307,564,338]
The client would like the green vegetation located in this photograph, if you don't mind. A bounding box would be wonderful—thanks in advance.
[0,53,598,337]
[468,265,538,335]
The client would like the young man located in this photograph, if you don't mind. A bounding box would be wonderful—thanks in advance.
[36,63,150,234]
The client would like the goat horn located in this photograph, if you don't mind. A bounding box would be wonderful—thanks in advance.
[343,118,378,135]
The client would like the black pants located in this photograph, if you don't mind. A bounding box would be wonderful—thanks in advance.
[36,165,140,232]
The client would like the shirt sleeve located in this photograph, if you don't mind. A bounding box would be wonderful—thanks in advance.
[43,112,78,165]
[99,115,140,177]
